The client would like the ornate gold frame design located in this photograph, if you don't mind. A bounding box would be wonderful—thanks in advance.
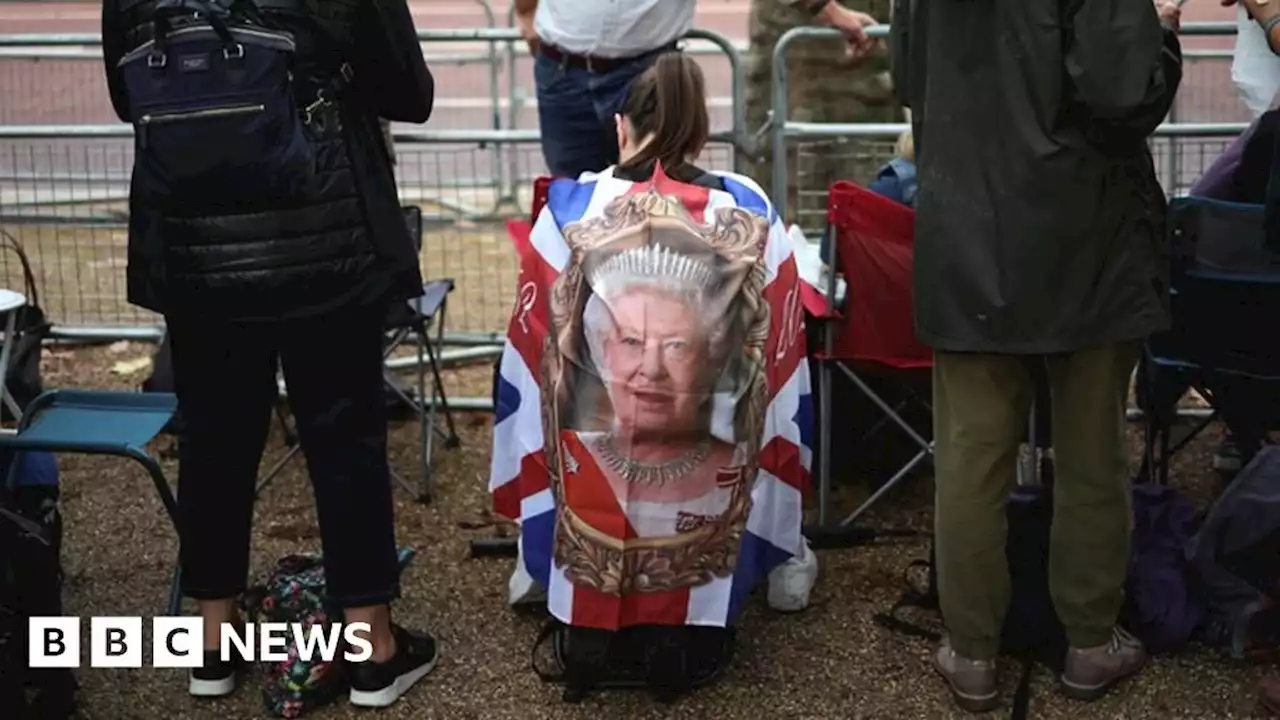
[541,188,773,596]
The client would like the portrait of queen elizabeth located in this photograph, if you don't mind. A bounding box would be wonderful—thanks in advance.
[543,190,771,596]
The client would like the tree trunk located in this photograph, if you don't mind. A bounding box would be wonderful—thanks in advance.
[744,0,900,229]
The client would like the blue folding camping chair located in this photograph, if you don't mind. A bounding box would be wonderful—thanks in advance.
[1139,197,1280,483]
[0,390,183,615]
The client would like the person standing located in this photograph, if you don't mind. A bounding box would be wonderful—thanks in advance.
[514,0,878,179]
[892,0,1184,711]
[102,0,438,707]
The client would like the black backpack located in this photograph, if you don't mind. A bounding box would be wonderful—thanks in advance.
[532,620,735,704]
[117,0,350,207]
[873,473,1067,720]
[0,456,76,719]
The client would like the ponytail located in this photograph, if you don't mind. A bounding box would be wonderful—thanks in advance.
[617,52,710,173]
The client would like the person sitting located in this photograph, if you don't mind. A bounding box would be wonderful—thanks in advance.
[867,129,918,208]
[503,52,817,615]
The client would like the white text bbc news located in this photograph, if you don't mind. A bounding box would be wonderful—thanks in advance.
[27,617,373,668]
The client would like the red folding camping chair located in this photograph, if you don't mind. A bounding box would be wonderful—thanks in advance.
[812,181,934,528]
[504,176,552,246]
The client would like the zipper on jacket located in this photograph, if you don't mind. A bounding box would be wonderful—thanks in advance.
[136,103,265,149]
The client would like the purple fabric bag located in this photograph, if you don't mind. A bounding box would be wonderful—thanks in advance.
[1190,91,1280,200]
[1191,131,1253,200]
[1124,483,1207,655]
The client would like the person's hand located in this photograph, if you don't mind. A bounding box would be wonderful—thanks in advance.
[1155,0,1182,30]
[817,3,879,61]
[515,10,540,56]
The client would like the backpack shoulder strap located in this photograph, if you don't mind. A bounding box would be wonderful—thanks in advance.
[1009,656,1035,720]
[531,620,565,683]
[870,559,941,641]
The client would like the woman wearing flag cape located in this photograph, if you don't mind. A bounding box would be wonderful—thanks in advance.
[548,186,768,603]
[492,53,817,631]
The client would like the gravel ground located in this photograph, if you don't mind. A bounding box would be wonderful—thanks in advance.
[35,342,1269,720]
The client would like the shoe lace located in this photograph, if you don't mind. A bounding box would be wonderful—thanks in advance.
[1109,626,1139,654]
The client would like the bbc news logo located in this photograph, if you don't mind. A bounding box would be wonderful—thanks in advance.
[28,617,374,668]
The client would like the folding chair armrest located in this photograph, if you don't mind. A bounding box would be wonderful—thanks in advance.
[800,283,838,320]
[407,279,454,320]
[16,390,62,431]
[805,307,842,322]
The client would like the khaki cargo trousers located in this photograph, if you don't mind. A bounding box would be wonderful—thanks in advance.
[932,343,1139,659]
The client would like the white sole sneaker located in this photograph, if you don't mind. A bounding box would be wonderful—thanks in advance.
[348,649,440,708]
[188,673,236,698]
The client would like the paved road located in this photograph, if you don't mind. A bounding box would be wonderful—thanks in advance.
[0,1,746,127]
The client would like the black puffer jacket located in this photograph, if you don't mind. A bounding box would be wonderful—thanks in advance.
[102,0,433,322]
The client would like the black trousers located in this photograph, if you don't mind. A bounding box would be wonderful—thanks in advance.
[167,304,399,607]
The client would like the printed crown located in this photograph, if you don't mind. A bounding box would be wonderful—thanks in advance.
[590,244,712,293]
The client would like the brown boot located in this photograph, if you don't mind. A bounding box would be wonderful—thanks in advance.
[933,638,999,713]
[1259,675,1280,716]
[1060,627,1147,701]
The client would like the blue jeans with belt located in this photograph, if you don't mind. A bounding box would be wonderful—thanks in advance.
[534,47,668,179]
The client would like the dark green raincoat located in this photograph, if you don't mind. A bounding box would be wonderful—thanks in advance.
[890,0,1183,354]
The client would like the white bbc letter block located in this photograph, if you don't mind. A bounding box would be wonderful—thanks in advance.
[28,617,80,668]
[153,617,203,668]
[91,617,143,668]
[259,623,289,662]
[221,622,254,664]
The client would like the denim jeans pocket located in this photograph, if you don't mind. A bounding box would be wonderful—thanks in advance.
[534,54,569,96]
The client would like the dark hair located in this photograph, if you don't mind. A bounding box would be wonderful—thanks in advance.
[617,52,710,173]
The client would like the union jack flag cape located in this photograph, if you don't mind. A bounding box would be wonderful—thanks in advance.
[490,165,812,631]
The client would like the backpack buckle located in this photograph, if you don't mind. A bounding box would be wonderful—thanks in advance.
[302,90,331,126]
[338,62,355,84]
[147,52,167,69]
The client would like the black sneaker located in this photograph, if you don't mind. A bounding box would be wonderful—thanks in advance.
[348,625,439,708]
[189,650,242,698]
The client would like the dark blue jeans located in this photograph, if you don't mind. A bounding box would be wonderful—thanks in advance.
[534,49,665,178]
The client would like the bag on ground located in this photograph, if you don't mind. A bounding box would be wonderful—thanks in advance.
[242,547,416,718]
[1187,446,1280,660]
[0,450,75,719]
[1123,482,1206,655]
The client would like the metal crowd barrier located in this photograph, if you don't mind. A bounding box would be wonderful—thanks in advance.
[0,19,1260,416]
[0,26,748,350]
[769,23,1236,428]
[769,22,1248,228]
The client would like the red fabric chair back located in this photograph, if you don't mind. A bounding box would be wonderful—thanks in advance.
[825,181,933,369]
[531,176,551,222]
[504,177,552,250]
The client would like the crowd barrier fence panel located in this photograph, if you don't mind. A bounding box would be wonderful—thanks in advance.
[0,27,746,349]
[0,22,1259,413]
[770,23,1248,235]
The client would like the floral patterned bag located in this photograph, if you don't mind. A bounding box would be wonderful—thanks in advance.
[242,548,416,718]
